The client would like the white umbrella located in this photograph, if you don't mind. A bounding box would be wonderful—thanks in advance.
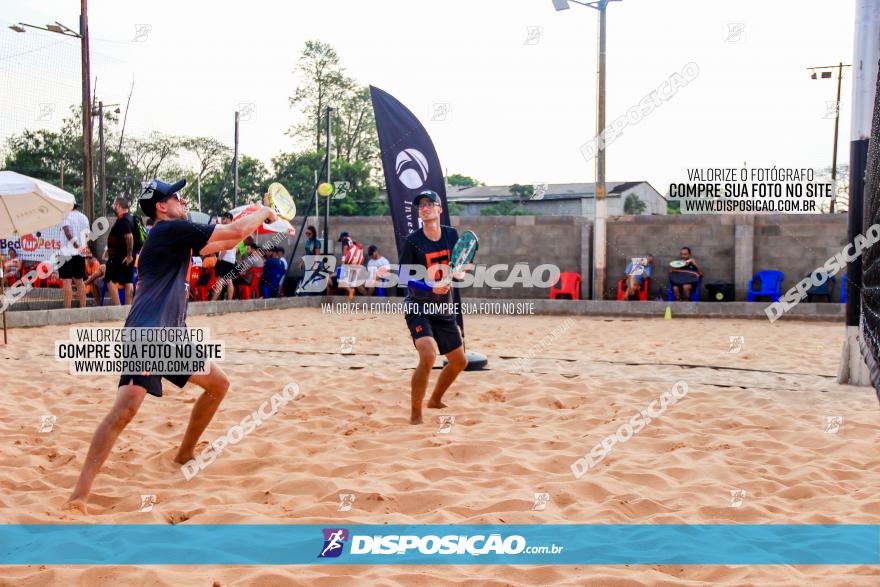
[0,170,75,237]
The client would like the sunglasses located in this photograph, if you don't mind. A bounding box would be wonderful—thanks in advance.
[417,202,438,210]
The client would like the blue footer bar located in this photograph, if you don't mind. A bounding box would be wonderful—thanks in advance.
[0,524,877,565]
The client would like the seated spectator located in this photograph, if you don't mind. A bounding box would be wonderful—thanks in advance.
[276,246,288,273]
[623,255,653,300]
[365,245,391,295]
[84,262,106,304]
[670,246,703,301]
[260,248,287,298]
[3,248,21,284]
[197,253,217,287]
[234,243,264,290]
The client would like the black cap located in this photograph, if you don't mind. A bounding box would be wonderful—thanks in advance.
[412,189,441,206]
[139,178,186,218]
[337,231,350,243]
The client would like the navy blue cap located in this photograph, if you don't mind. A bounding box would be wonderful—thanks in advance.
[337,231,350,242]
[412,189,441,206]
[139,178,186,217]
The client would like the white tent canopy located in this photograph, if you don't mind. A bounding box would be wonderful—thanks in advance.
[0,171,76,237]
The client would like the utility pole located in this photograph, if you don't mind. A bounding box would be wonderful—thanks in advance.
[324,106,332,255]
[233,111,239,208]
[808,62,851,213]
[552,0,621,300]
[594,1,608,300]
[80,0,94,220]
[98,101,106,218]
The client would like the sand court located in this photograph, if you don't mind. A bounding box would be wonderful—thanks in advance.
[1,308,878,585]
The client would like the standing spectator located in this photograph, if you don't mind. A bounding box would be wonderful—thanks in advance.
[104,197,135,305]
[337,231,365,301]
[60,202,90,308]
[211,212,237,301]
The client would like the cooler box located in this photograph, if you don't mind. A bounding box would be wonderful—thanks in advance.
[706,281,735,302]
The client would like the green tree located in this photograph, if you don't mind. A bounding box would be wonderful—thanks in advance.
[270,150,386,217]
[480,200,529,216]
[447,174,481,187]
[333,86,379,169]
[666,200,681,215]
[624,193,647,215]
[288,40,350,152]
[198,155,269,217]
[509,183,535,201]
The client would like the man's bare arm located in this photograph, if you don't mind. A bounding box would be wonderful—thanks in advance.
[199,207,276,255]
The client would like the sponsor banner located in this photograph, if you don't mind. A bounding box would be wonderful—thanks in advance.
[0,223,68,262]
[369,85,451,256]
[0,524,877,565]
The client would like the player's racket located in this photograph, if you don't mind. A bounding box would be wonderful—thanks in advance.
[669,260,687,269]
[451,230,479,274]
[267,182,297,221]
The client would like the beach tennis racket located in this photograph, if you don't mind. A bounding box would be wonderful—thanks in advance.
[451,230,479,274]
[669,260,687,269]
[267,182,296,221]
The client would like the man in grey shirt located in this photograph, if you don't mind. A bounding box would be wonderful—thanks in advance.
[65,178,282,513]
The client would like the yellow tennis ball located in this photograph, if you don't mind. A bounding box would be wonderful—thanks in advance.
[317,182,334,197]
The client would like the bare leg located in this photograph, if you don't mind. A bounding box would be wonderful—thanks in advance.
[62,279,73,309]
[174,363,230,463]
[410,338,436,425]
[124,283,134,305]
[65,384,148,512]
[673,285,682,301]
[427,345,467,409]
[74,278,87,307]
[107,281,121,306]
[682,284,692,300]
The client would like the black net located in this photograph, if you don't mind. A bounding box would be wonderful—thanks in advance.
[860,63,880,401]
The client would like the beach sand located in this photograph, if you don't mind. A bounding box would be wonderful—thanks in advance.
[1,307,878,585]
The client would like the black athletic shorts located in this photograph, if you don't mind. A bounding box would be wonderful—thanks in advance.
[58,255,86,280]
[118,373,191,398]
[405,311,463,355]
[215,260,235,280]
[105,259,134,284]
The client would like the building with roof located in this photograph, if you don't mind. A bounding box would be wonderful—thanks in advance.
[445,181,666,217]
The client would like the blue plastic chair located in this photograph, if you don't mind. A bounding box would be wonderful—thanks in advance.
[807,274,836,302]
[747,270,784,302]
[667,276,702,301]
[841,273,847,304]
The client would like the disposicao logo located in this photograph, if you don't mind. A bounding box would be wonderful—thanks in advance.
[318,528,349,558]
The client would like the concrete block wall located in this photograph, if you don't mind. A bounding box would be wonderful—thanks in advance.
[320,215,591,300]
[606,214,848,301]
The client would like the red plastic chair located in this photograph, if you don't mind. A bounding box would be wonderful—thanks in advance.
[550,272,582,300]
[45,270,63,288]
[616,277,650,301]
[193,267,217,301]
[236,267,262,300]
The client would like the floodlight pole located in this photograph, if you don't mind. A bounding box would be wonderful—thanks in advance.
[554,0,620,300]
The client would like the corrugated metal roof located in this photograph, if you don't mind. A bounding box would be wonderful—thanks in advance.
[446,181,654,203]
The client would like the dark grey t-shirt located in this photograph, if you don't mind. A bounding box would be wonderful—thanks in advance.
[398,225,459,314]
[123,220,215,328]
